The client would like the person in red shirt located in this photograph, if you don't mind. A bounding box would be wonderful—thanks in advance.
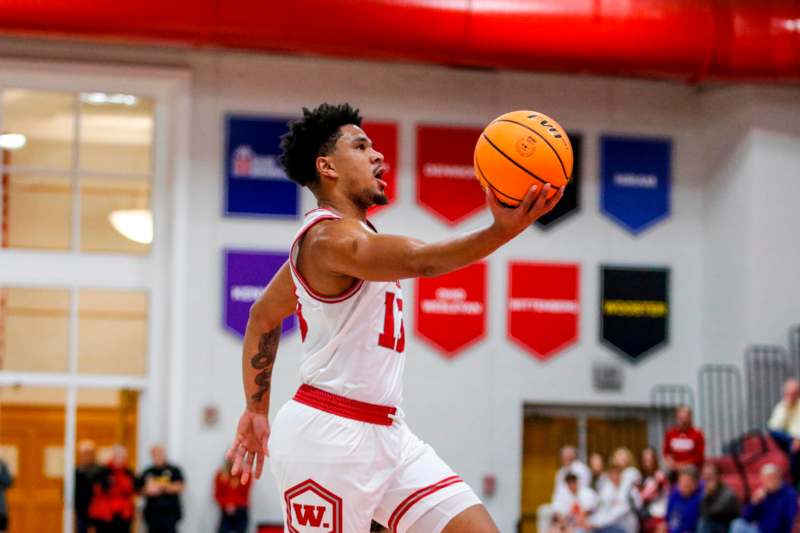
[89,445,136,533]
[663,406,706,474]
[214,459,251,533]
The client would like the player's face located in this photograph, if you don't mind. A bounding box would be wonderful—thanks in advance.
[330,124,387,209]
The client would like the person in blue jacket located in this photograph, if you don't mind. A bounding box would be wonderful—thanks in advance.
[666,466,703,533]
[731,463,798,533]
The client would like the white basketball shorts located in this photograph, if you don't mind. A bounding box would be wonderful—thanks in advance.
[268,385,482,533]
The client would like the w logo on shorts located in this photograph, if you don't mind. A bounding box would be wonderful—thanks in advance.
[284,479,343,533]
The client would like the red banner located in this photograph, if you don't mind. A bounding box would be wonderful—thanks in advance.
[415,262,487,358]
[508,262,579,360]
[364,121,398,214]
[416,125,486,225]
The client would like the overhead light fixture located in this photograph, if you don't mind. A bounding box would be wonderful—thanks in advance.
[0,133,26,150]
[80,92,139,107]
[109,209,153,244]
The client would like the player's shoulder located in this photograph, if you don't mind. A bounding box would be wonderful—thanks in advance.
[304,216,370,256]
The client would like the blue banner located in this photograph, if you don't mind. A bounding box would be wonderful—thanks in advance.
[224,115,299,218]
[600,136,671,235]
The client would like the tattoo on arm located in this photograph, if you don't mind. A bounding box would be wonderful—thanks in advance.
[249,327,280,406]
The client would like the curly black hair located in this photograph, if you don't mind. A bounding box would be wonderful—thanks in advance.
[279,103,363,188]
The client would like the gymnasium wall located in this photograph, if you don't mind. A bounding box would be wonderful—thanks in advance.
[0,37,798,532]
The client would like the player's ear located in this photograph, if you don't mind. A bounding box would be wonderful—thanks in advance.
[316,156,338,181]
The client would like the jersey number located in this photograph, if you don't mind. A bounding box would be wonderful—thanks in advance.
[378,292,405,353]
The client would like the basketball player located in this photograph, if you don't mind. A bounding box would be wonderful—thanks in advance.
[227,103,563,532]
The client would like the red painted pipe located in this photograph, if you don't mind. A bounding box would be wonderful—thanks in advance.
[0,0,797,82]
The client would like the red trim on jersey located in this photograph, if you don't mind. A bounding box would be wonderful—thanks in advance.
[293,384,397,426]
[290,213,365,303]
[388,475,464,531]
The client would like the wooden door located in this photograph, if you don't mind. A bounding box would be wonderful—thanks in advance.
[1,406,65,533]
[0,393,138,533]
[587,416,649,466]
[520,415,579,533]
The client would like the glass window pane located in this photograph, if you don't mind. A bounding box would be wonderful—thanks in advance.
[79,176,151,253]
[4,173,72,250]
[1,287,69,373]
[78,289,147,375]
[2,89,75,170]
[0,385,66,533]
[80,94,154,175]
[75,388,139,472]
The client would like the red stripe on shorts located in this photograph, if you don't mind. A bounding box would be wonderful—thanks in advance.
[388,475,464,532]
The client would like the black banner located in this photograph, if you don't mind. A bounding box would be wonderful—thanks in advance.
[600,266,669,362]
[536,132,582,229]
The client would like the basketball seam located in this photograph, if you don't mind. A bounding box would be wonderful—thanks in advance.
[492,118,570,183]
[480,134,561,192]
[475,157,523,203]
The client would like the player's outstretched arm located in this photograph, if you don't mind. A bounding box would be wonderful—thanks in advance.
[317,184,563,281]
[227,260,297,484]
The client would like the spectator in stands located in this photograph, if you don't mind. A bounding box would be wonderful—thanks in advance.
[697,463,739,533]
[0,458,12,533]
[89,445,136,533]
[138,444,184,533]
[550,472,598,533]
[554,445,592,498]
[665,466,702,533]
[75,440,101,533]
[215,458,251,533]
[731,463,797,533]
[590,453,609,492]
[611,447,642,490]
[663,406,705,476]
[767,378,800,482]
[638,448,668,533]
[589,466,642,533]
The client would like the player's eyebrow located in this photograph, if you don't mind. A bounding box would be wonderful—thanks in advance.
[351,135,371,146]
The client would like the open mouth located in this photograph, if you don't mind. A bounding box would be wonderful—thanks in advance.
[374,165,387,189]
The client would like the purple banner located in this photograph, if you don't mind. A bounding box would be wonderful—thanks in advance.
[223,249,295,338]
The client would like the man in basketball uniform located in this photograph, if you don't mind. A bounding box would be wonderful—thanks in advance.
[227,103,562,532]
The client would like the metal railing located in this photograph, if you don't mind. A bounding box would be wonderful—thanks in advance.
[745,344,790,430]
[649,384,695,449]
[698,364,745,456]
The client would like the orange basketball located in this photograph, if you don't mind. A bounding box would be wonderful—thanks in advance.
[474,110,573,206]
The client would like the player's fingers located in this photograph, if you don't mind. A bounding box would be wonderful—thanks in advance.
[528,183,551,214]
[230,441,245,476]
[543,186,564,211]
[255,451,265,480]
[485,188,501,210]
[240,453,252,485]
[520,185,539,211]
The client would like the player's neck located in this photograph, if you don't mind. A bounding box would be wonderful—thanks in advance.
[316,193,367,221]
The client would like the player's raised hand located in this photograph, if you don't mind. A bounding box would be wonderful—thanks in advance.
[226,408,270,484]
[487,184,564,240]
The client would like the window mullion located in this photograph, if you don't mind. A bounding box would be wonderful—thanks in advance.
[71,93,81,253]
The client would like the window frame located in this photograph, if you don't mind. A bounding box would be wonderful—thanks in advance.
[0,58,190,533]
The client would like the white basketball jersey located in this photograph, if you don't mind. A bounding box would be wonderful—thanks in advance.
[288,208,406,406]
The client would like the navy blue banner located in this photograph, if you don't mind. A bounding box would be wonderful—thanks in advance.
[225,115,299,218]
[600,135,671,235]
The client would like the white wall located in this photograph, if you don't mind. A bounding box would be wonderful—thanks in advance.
[0,37,798,533]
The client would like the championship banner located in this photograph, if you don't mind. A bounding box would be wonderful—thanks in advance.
[600,266,669,362]
[600,135,672,234]
[363,121,398,214]
[415,262,487,358]
[416,125,486,225]
[225,115,299,218]
[508,262,580,361]
[223,250,295,338]
[536,133,582,229]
